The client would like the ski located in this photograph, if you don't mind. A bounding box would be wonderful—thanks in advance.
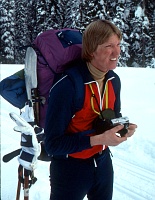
[3,47,38,164]
[3,148,21,163]
[25,47,37,101]
[24,47,39,125]
[16,47,38,200]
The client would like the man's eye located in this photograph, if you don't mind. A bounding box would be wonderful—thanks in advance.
[105,45,112,48]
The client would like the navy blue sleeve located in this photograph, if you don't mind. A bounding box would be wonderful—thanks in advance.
[111,71,122,118]
[44,76,91,156]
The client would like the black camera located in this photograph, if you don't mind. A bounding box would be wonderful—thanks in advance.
[93,116,129,137]
[110,117,129,137]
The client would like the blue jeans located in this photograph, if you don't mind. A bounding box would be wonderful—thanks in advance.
[50,148,113,200]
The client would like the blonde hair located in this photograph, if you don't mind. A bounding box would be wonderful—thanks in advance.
[82,20,122,62]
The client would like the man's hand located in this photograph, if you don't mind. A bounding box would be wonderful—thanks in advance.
[90,123,137,147]
[126,123,137,137]
[10,112,41,171]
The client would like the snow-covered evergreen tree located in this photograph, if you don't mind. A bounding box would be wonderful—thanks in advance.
[128,5,151,67]
[1,0,15,63]
[112,2,130,67]
[79,0,107,31]
[14,0,34,63]
[0,0,154,66]
[35,0,53,32]
[49,0,71,29]
[145,0,155,68]
[61,0,80,28]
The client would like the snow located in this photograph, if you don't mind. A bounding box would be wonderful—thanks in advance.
[1,64,155,200]
[135,6,144,18]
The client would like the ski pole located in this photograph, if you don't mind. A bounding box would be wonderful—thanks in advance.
[24,169,30,200]
[31,88,40,126]
[16,165,23,200]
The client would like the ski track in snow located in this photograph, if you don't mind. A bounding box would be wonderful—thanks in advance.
[112,157,155,200]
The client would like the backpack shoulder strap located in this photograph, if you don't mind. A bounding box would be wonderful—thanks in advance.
[65,65,85,111]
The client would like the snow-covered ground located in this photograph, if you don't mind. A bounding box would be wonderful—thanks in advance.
[1,64,155,200]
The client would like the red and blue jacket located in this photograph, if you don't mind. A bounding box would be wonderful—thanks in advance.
[44,60,122,159]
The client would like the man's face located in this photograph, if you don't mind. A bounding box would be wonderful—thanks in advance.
[91,34,121,72]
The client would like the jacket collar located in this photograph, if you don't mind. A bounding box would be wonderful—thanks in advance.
[77,60,115,83]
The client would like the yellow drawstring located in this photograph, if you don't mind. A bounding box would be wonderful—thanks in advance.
[105,82,108,109]
[89,82,108,114]
[89,84,100,115]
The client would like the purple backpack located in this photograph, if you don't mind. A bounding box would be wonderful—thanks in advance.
[0,28,82,128]
[33,28,82,128]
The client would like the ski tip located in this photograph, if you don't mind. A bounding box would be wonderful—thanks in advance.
[2,148,21,163]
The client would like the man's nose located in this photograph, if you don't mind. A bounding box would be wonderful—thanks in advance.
[113,45,121,56]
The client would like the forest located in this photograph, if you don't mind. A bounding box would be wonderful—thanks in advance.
[0,0,155,67]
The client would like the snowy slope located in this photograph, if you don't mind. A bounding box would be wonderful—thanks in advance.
[1,64,155,200]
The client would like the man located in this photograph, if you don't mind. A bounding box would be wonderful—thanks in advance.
[44,20,137,200]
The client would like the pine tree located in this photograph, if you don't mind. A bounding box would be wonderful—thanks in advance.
[128,3,151,67]
[112,2,130,67]
[145,0,155,67]
[103,0,132,67]
[49,0,70,29]
[14,0,32,63]
[0,0,15,63]
[61,0,79,28]
[104,0,117,20]
[69,0,84,30]
[0,0,154,66]
[81,0,102,28]
[36,0,53,32]
[27,0,38,40]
